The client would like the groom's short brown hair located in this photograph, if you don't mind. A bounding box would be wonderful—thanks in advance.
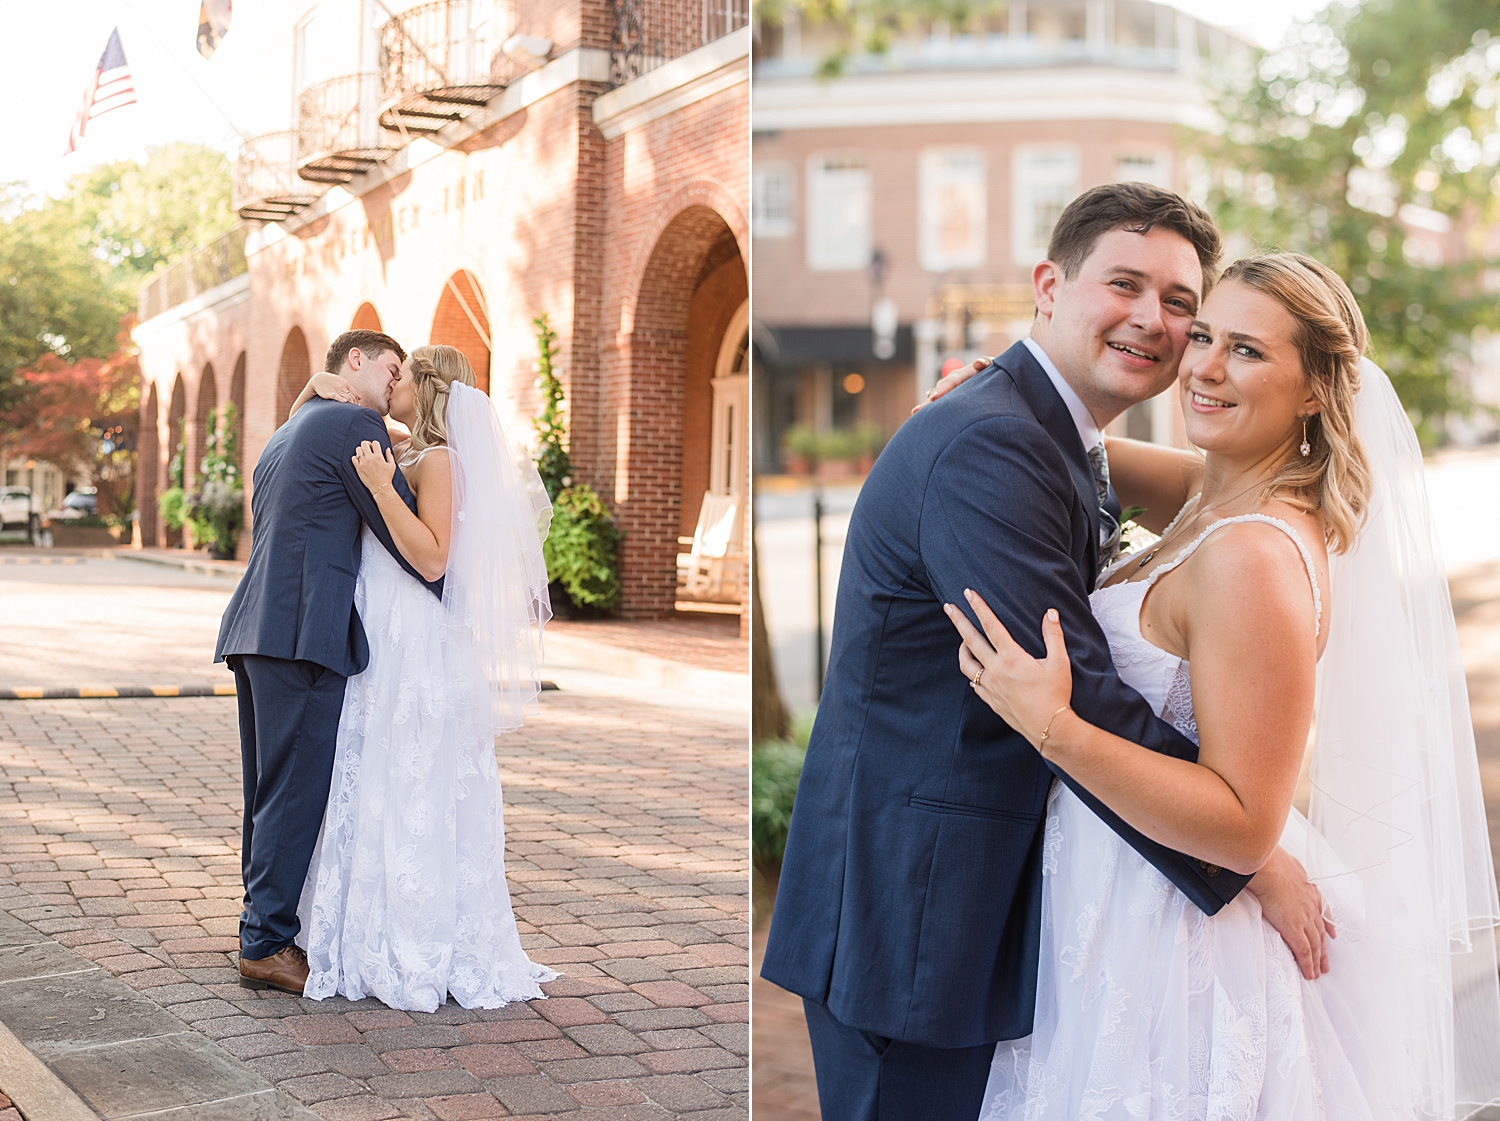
[1048,182,1222,296]
[324,330,406,374]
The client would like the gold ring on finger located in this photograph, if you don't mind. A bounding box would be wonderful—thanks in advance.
[971,667,984,688]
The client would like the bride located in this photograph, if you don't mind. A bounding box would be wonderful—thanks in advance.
[947,253,1500,1117]
[285,344,557,1011]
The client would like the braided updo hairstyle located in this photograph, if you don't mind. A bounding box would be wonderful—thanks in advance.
[1220,253,1372,553]
[405,345,478,454]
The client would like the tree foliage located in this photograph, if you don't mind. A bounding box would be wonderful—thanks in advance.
[1195,0,1500,440]
[0,144,232,507]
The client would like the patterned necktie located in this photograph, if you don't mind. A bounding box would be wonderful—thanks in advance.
[1088,442,1122,567]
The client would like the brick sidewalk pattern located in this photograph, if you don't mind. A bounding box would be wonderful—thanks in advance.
[548,619,746,676]
[0,694,747,1120]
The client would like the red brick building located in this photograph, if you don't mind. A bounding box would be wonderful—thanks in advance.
[135,0,748,621]
[751,0,1250,469]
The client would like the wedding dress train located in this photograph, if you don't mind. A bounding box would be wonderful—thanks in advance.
[295,526,556,1011]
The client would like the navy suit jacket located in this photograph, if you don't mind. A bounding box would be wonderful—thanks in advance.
[760,342,1251,1050]
[214,397,442,677]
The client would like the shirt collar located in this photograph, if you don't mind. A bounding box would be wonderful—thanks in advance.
[1023,337,1102,453]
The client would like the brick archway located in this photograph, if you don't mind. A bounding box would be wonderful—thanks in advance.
[429,271,490,394]
[164,374,187,547]
[611,204,742,617]
[277,328,311,427]
[351,302,382,331]
[230,353,249,559]
[191,364,218,490]
[139,382,159,547]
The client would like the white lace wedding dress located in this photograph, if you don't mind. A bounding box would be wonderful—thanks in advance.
[980,514,1421,1120]
[294,525,556,1011]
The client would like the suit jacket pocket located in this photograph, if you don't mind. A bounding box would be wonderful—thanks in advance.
[907,794,1039,824]
[328,562,356,578]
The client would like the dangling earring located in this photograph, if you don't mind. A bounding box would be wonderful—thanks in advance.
[1299,415,1311,458]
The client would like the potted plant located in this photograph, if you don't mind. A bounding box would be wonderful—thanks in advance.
[781,424,818,475]
[814,427,861,477]
[855,423,887,475]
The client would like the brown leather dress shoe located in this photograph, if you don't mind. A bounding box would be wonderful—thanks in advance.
[238,944,309,995]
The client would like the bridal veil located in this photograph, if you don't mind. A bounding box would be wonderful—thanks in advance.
[1311,358,1500,1116]
[441,380,553,735]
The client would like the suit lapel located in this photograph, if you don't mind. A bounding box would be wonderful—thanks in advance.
[997,341,1101,583]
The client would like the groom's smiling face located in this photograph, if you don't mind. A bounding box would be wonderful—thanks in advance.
[1032,225,1205,427]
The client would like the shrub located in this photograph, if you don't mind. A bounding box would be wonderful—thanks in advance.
[530,315,622,611]
[544,485,622,610]
[157,486,188,530]
[752,711,815,872]
[782,424,820,460]
[185,403,242,555]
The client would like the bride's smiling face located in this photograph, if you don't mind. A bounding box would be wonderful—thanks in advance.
[388,358,417,428]
[1180,280,1321,462]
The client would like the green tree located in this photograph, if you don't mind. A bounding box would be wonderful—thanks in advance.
[58,143,236,283]
[1196,0,1500,439]
[0,185,124,409]
[530,314,572,500]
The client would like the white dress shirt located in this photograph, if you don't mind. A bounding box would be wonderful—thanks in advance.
[1023,337,1102,455]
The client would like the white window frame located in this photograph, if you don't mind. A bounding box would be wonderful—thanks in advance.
[1011,145,1080,266]
[919,147,987,272]
[806,155,872,272]
[1115,150,1174,189]
[710,300,750,498]
[753,163,795,239]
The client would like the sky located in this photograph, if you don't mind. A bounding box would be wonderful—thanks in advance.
[0,0,1330,201]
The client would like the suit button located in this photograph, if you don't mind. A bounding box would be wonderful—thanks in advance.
[1199,860,1221,876]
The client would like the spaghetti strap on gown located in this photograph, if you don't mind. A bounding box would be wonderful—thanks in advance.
[980,513,1421,1120]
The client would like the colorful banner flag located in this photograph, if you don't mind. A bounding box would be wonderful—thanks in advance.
[65,28,137,155]
[197,0,233,58]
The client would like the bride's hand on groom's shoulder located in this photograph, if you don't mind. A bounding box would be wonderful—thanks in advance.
[1247,847,1335,981]
[352,440,397,497]
[310,371,360,406]
[911,357,994,414]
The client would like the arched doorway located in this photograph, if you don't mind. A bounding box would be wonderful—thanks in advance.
[191,363,218,490]
[165,374,187,547]
[139,382,159,547]
[230,353,248,559]
[429,271,490,393]
[351,302,382,331]
[277,328,311,427]
[616,206,746,618]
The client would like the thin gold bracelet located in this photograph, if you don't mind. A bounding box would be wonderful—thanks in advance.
[1037,704,1072,749]
[372,481,392,497]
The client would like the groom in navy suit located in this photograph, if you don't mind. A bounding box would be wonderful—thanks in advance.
[215,330,440,995]
[762,184,1326,1119]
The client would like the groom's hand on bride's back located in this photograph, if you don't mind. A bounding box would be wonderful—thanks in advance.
[1247,847,1335,980]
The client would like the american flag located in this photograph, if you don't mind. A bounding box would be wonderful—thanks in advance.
[65,28,137,155]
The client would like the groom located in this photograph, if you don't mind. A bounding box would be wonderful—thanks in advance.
[215,329,440,995]
[761,183,1326,1119]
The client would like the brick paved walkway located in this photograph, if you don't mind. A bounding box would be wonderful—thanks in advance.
[0,687,747,1120]
[548,620,746,676]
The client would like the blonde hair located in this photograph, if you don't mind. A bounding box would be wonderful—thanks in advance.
[1218,253,1372,554]
[406,344,478,453]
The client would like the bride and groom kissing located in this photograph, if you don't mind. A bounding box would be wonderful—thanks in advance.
[215,329,556,1011]
[762,183,1500,1118]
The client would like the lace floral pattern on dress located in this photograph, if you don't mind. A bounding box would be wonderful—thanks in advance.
[296,528,556,1012]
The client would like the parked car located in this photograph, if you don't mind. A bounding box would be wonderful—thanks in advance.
[52,489,99,519]
[0,488,41,543]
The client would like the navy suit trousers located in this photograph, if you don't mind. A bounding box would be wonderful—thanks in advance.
[231,654,347,960]
[803,999,994,1121]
